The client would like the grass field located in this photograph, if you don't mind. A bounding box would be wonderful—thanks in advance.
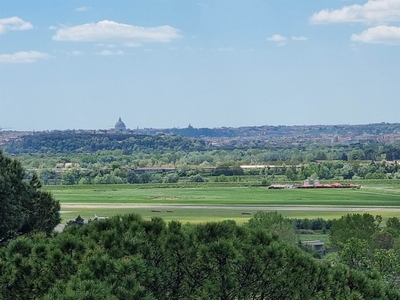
[45,181,400,223]
[46,184,400,206]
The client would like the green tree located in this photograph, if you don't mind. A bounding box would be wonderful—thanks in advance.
[340,238,372,270]
[163,173,179,183]
[189,174,205,182]
[38,169,56,185]
[20,174,61,235]
[373,231,394,250]
[245,211,297,244]
[0,151,60,244]
[329,213,381,248]
[61,170,79,185]
[386,217,400,237]
[285,167,297,181]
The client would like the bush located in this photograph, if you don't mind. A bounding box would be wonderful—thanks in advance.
[189,174,205,182]
[163,173,179,183]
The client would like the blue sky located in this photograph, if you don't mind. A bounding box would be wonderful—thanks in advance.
[0,0,399,131]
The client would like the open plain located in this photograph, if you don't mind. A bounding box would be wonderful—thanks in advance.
[45,181,400,223]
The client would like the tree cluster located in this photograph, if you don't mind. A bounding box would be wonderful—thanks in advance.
[2,132,207,155]
[330,213,400,287]
[1,213,399,299]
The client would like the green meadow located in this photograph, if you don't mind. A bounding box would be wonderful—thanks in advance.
[44,182,400,223]
[46,184,400,206]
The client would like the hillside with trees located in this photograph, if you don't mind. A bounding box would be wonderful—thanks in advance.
[0,124,399,186]
[1,132,207,155]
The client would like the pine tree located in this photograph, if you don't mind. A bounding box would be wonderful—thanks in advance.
[0,150,60,244]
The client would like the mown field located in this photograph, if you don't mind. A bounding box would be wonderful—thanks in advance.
[44,180,400,223]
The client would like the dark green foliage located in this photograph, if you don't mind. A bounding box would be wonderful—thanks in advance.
[293,217,332,230]
[3,132,207,155]
[188,174,205,182]
[245,211,297,244]
[329,213,381,248]
[0,151,28,242]
[0,151,60,244]
[213,162,244,176]
[1,213,398,299]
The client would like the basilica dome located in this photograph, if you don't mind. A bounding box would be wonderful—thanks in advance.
[115,117,126,132]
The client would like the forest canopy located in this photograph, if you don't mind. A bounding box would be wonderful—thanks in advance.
[1,213,399,299]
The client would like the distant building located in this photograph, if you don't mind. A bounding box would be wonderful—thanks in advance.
[303,178,320,186]
[115,117,127,132]
[134,167,177,174]
[302,240,325,255]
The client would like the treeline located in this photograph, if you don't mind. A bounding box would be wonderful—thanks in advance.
[33,160,400,186]
[1,213,400,299]
[3,132,400,161]
[2,131,400,186]
[2,132,207,155]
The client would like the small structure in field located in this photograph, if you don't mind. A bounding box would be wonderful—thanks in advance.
[302,240,325,255]
[269,178,359,189]
[268,184,296,189]
[303,179,320,186]
[302,240,324,250]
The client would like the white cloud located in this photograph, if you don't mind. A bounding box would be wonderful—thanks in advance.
[68,50,84,56]
[75,6,92,12]
[310,0,400,24]
[267,34,287,42]
[96,50,124,56]
[53,20,181,46]
[291,36,308,41]
[0,17,33,34]
[48,25,58,30]
[351,25,400,44]
[0,51,49,63]
[267,34,287,46]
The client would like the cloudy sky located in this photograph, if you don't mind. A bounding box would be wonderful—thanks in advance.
[0,0,399,131]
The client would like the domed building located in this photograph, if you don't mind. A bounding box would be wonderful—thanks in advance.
[115,117,127,132]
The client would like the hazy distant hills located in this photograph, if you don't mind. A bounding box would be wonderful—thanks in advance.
[138,123,400,138]
[1,123,399,155]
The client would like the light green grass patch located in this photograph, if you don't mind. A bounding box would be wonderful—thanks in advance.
[52,183,400,223]
[48,185,400,206]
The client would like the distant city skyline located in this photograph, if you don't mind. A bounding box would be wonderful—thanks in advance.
[0,0,399,131]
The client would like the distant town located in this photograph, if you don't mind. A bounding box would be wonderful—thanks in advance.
[1,119,400,148]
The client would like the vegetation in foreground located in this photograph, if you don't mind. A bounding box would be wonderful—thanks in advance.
[1,212,400,300]
[0,150,60,245]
